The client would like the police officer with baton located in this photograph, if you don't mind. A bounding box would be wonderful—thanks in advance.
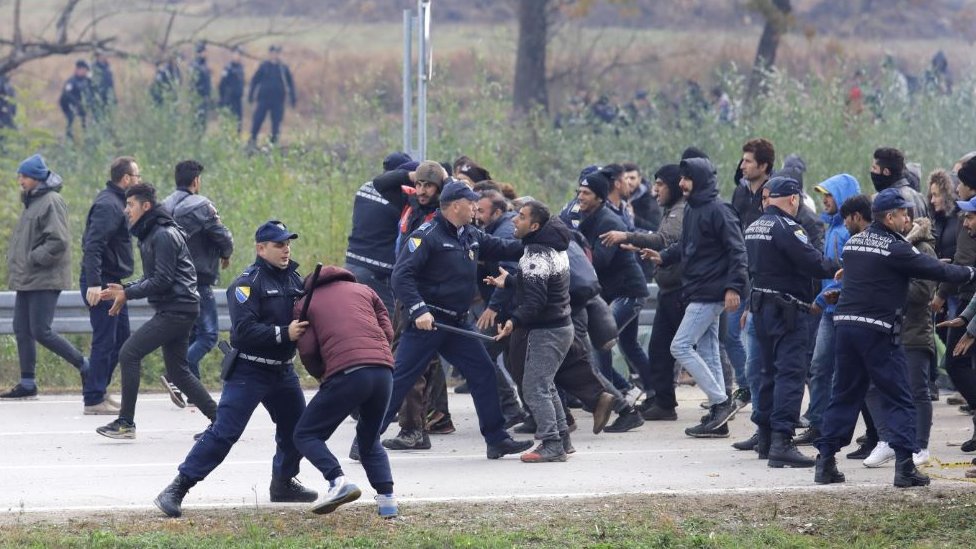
[154,220,317,518]
[359,180,534,460]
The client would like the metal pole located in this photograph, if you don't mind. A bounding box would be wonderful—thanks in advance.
[416,0,430,160]
[402,10,413,156]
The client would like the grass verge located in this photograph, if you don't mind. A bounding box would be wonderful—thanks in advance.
[1,488,975,548]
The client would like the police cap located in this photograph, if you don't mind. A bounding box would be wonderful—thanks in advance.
[956,196,976,213]
[440,180,480,203]
[766,176,802,198]
[872,188,912,212]
[255,220,298,243]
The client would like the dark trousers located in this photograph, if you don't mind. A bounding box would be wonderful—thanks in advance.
[293,366,394,494]
[343,263,394,318]
[945,326,976,408]
[906,349,934,449]
[118,310,217,423]
[81,277,129,406]
[250,99,284,143]
[646,289,684,410]
[400,359,443,430]
[385,321,508,445]
[187,285,219,379]
[13,290,84,380]
[223,99,243,133]
[815,324,918,458]
[752,303,811,436]
[180,362,307,482]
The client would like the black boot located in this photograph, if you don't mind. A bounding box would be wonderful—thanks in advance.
[793,426,820,446]
[603,409,645,432]
[768,432,815,468]
[893,457,930,488]
[270,477,318,502]
[486,437,534,459]
[960,417,976,453]
[846,439,877,460]
[814,454,846,484]
[154,474,196,518]
[757,428,772,459]
[732,431,759,451]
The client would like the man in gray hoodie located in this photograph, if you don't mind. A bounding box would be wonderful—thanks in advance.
[3,154,88,399]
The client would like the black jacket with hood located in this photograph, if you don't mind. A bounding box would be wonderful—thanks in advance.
[124,207,199,313]
[506,217,572,330]
[577,203,649,302]
[660,157,749,303]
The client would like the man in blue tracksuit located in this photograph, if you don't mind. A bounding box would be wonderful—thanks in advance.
[795,174,860,445]
[814,188,976,488]
[375,181,533,460]
[744,177,839,468]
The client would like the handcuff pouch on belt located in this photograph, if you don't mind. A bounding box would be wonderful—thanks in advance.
[219,340,239,381]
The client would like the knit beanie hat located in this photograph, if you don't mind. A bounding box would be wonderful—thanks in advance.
[581,171,610,202]
[18,154,49,181]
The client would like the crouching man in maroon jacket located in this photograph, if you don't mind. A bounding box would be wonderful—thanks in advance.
[292,265,398,518]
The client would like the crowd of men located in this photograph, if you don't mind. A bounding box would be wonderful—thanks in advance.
[0,44,296,145]
[4,137,976,518]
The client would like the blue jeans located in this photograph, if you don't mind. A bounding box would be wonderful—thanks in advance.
[597,296,648,392]
[670,301,727,405]
[80,276,130,406]
[293,365,394,493]
[187,285,219,379]
[723,301,748,388]
[806,312,836,429]
[180,362,307,482]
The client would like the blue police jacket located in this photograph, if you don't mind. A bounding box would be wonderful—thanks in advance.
[392,210,524,322]
[744,205,838,304]
[227,256,305,363]
[834,221,974,334]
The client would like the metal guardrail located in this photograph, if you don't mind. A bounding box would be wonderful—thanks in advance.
[0,291,233,335]
[0,284,658,335]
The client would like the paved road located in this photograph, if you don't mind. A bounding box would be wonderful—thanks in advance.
[1,386,973,516]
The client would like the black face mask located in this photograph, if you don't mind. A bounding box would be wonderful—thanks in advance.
[870,171,898,192]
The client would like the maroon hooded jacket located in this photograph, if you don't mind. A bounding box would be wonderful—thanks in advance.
[294,266,394,381]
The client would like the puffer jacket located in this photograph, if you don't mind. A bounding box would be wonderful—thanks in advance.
[507,217,572,330]
[160,190,234,286]
[124,208,199,313]
[660,157,749,303]
[294,266,394,381]
[7,172,73,291]
[902,219,937,353]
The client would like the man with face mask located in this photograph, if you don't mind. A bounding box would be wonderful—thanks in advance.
[870,147,929,220]
[743,177,839,468]
[814,188,976,488]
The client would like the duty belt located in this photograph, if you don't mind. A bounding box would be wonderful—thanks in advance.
[427,304,466,319]
[752,287,812,310]
[238,353,293,366]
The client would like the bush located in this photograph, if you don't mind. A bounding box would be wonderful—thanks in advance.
[1,68,973,389]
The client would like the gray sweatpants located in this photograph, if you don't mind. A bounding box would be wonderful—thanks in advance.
[523,324,575,441]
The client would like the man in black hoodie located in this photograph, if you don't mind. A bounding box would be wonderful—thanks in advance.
[489,202,574,462]
[95,183,217,440]
[647,157,749,438]
[870,147,929,220]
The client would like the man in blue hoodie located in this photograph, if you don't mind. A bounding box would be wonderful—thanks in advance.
[794,174,861,445]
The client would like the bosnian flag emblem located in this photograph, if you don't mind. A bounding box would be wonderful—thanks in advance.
[235,286,251,303]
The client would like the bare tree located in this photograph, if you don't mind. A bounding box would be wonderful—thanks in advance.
[513,0,550,114]
[0,0,115,77]
[744,0,792,109]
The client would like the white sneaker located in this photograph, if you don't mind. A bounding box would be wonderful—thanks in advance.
[913,448,930,467]
[624,387,643,407]
[310,476,361,515]
[863,440,895,468]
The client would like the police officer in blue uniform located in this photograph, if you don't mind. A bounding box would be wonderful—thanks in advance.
[366,180,534,460]
[744,177,838,468]
[814,188,976,488]
[153,220,317,518]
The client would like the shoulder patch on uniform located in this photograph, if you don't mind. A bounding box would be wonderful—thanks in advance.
[235,286,251,303]
[793,229,808,244]
[418,221,432,231]
[408,237,422,253]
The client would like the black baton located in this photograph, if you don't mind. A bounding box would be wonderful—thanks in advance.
[299,263,323,322]
[433,321,498,343]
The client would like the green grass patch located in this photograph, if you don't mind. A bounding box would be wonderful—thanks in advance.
[2,490,975,548]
